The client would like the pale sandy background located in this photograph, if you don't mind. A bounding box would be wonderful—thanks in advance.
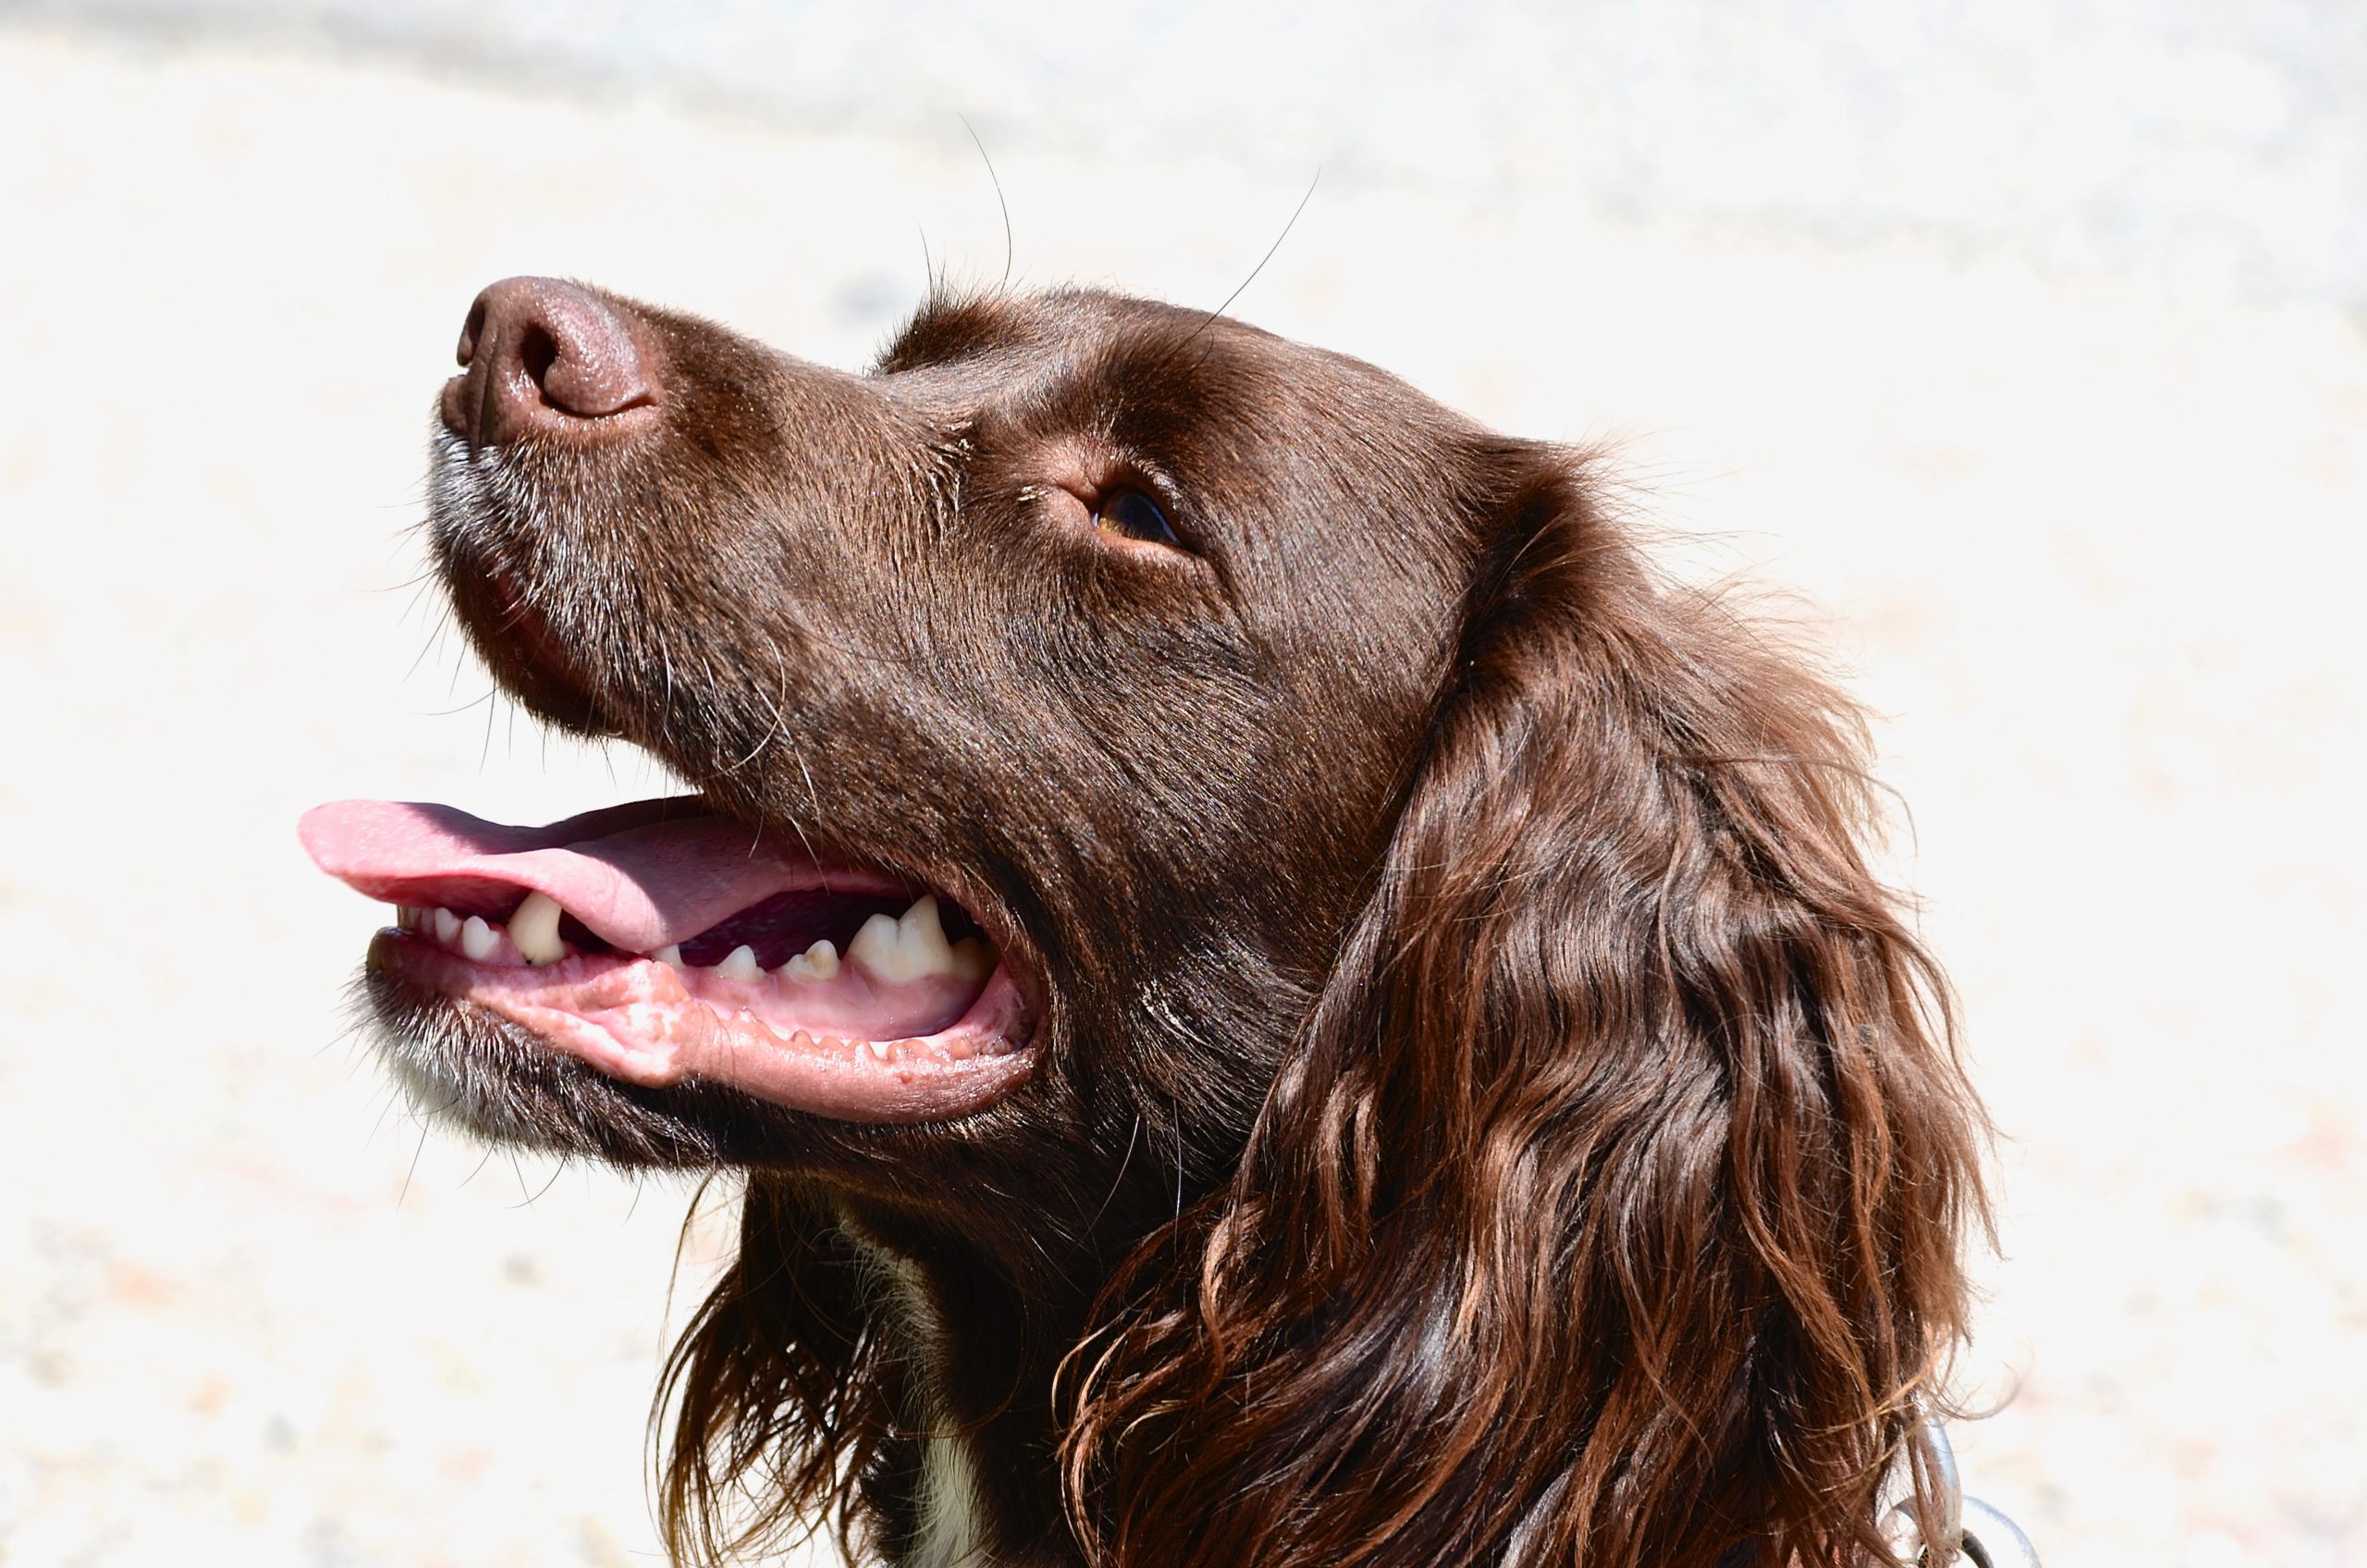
[4,4,2363,1565]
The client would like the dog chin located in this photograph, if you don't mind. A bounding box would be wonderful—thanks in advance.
[360,963,739,1164]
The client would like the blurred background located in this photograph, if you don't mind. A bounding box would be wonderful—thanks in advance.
[3,2,2362,1563]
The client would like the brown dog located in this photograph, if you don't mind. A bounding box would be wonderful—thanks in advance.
[303,277,1987,1567]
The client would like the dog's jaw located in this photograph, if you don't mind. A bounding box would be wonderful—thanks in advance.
[301,794,1046,1132]
[368,932,1036,1122]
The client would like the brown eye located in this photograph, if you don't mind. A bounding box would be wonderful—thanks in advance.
[1095,488,1179,547]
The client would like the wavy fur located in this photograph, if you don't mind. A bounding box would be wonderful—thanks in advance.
[1058,463,1988,1566]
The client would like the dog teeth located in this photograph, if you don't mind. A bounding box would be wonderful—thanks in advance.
[460,914,500,962]
[509,891,565,965]
[848,895,994,984]
[779,938,840,983]
[392,891,997,992]
[403,899,573,967]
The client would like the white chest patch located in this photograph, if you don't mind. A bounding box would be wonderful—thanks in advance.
[849,1231,989,1567]
[913,1422,987,1568]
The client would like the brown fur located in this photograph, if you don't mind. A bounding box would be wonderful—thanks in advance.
[400,283,1990,1566]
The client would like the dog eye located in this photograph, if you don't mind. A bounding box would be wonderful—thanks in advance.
[1095,488,1179,547]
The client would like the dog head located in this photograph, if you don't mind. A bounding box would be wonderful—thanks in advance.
[303,277,1985,1567]
[306,279,1507,1165]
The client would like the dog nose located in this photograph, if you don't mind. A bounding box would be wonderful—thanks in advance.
[441,276,653,448]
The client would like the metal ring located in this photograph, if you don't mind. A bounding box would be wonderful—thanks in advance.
[1882,1420,2042,1567]
[1959,1495,2043,1568]
[1921,1417,1965,1550]
[1879,1418,1962,1560]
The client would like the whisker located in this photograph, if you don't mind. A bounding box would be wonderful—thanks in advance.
[1193,168,1319,342]
[959,113,1015,289]
[397,1122,430,1209]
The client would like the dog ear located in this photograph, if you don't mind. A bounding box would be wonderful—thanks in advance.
[1064,451,1990,1567]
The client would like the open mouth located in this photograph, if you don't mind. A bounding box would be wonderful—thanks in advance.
[300,795,1036,1123]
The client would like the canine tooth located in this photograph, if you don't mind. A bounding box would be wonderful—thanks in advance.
[394,905,419,931]
[432,908,462,946]
[509,891,565,965]
[781,939,840,984]
[460,914,499,962]
[849,896,962,984]
[715,945,763,983]
[652,944,683,967]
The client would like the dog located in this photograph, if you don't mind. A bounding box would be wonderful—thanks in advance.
[301,276,1988,1567]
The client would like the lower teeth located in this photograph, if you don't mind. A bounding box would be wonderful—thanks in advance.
[391,897,1000,1060]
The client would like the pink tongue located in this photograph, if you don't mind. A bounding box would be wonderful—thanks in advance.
[298,796,831,954]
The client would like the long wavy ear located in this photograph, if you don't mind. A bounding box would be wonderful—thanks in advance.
[1065,451,1991,1568]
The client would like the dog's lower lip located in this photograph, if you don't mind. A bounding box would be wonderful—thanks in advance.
[369,930,1039,1124]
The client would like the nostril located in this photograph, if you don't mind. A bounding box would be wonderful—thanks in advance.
[517,324,558,391]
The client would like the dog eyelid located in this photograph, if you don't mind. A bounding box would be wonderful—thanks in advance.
[1024,470,1198,557]
[1094,488,1183,549]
